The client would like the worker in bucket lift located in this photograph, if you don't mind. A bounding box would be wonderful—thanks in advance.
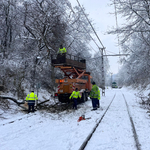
[57,45,67,61]
[57,44,67,54]
[90,81,100,111]
[69,88,81,110]
[26,90,38,113]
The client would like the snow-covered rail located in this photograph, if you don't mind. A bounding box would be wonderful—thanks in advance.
[78,94,116,150]
[79,93,141,150]
[123,94,141,150]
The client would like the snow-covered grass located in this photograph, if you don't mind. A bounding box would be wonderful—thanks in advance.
[0,88,150,150]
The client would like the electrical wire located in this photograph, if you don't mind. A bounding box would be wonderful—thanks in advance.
[76,0,105,50]
[67,2,101,53]
[114,0,121,72]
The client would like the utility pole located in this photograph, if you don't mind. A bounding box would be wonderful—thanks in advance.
[100,52,128,95]
[101,48,105,96]
[76,0,129,96]
[76,0,106,96]
[111,72,113,89]
[32,57,38,90]
[32,56,40,98]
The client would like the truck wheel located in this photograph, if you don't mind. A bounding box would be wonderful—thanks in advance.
[58,95,63,102]
[82,92,86,102]
[85,92,88,101]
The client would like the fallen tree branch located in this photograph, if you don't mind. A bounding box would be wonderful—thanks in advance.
[0,96,24,106]
[38,100,49,105]
[0,96,50,109]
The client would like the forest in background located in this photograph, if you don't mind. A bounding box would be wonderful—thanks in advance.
[0,0,109,100]
[109,0,150,92]
[1,0,150,101]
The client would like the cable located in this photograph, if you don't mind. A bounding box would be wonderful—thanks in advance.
[114,0,121,71]
[88,43,98,53]
[76,0,105,50]
[105,50,118,55]
[67,2,101,53]
[114,0,120,54]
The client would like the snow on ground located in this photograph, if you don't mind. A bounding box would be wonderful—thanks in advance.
[0,88,150,150]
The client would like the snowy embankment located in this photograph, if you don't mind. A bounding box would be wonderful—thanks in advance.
[0,88,150,150]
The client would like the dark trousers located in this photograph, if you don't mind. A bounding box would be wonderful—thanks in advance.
[91,98,98,109]
[73,98,78,109]
[28,101,35,113]
[96,99,100,108]
[57,54,66,63]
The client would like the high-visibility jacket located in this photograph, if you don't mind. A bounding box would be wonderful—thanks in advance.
[90,85,100,100]
[69,91,81,99]
[98,89,100,100]
[58,47,67,54]
[26,92,38,101]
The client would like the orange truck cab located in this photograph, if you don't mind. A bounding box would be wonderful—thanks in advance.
[55,72,92,103]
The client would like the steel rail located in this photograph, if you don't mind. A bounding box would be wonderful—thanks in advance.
[122,94,141,150]
[78,94,116,150]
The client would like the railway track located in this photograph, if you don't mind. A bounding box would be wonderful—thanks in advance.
[123,94,141,150]
[78,93,141,150]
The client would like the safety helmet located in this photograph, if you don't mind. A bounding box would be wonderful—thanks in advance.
[92,81,96,85]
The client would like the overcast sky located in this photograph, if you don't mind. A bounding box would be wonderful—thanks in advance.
[69,0,122,74]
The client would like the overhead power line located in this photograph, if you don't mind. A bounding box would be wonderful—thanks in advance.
[67,2,100,52]
[76,0,105,50]
[103,54,129,57]
[114,0,120,52]
[76,0,106,95]
[85,53,129,60]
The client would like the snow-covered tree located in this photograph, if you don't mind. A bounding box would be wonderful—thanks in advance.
[109,0,150,89]
[0,0,109,96]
